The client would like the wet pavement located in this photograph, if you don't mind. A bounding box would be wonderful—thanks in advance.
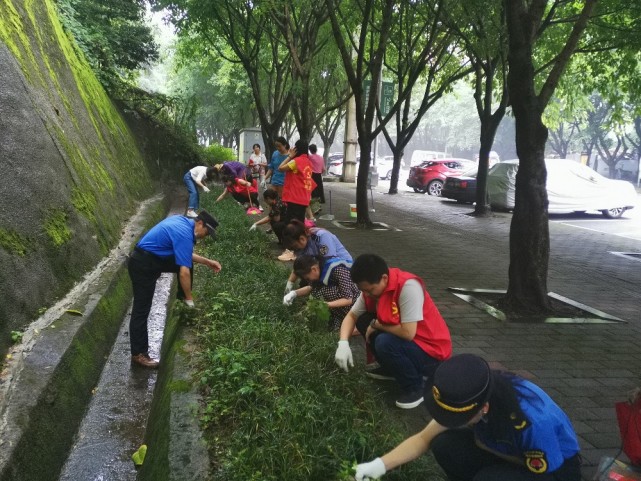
[312,179,641,478]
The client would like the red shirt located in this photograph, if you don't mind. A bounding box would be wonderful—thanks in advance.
[282,155,316,205]
[227,178,258,197]
[363,268,452,360]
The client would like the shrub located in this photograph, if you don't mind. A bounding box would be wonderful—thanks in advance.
[202,143,236,164]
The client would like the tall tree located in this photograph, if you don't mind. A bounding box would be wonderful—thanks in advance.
[443,0,509,215]
[152,0,293,156]
[56,0,158,89]
[504,0,597,311]
[325,0,395,224]
[268,0,330,141]
[380,0,471,195]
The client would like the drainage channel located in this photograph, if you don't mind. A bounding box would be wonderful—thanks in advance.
[58,273,171,481]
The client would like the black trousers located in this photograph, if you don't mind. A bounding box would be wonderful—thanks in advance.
[127,248,191,355]
[283,202,307,224]
[230,191,259,206]
[431,429,581,481]
[311,172,325,203]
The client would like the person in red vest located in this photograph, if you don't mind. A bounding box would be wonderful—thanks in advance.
[215,175,260,208]
[278,138,316,225]
[334,254,452,409]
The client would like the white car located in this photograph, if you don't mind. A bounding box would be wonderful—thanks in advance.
[487,159,637,218]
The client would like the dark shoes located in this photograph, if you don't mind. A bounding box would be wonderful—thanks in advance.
[365,366,395,381]
[131,353,159,369]
[395,390,424,409]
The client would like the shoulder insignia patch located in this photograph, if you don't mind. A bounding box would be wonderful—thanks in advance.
[525,451,548,474]
[319,245,328,256]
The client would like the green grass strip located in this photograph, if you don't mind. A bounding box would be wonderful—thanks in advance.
[185,191,444,481]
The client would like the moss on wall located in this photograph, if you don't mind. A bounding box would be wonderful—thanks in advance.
[43,209,71,247]
[0,0,163,350]
[0,228,29,257]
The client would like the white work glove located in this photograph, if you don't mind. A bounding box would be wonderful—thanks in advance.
[249,223,258,232]
[260,179,266,189]
[284,280,295,294]
[283,291,297,306]
[184,299,195,308]
[202,186,210,193]
[355,458,386,481]
[334,340,354,372]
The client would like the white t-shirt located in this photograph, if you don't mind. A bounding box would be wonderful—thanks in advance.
[189,166,208,183]
[249,153,267,175]
[350,279,424,323]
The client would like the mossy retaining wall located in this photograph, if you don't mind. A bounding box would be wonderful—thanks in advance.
[0,0,170,355]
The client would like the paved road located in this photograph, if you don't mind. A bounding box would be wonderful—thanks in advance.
[318,178,641,478]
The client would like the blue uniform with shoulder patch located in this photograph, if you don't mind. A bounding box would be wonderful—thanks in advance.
[474,379,580,474]
[136,215,196,268]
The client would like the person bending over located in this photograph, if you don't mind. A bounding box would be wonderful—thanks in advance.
[283,255,359,331]
[352,354,581,481]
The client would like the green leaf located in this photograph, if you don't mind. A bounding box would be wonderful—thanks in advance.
[131,444,147,466]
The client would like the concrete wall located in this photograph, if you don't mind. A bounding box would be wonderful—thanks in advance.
[0,0,162,354]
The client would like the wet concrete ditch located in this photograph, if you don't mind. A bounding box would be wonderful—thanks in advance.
[0,192,210,481]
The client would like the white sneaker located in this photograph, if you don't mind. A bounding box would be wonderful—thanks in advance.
[186,209,198,218]
[277,249,296,262]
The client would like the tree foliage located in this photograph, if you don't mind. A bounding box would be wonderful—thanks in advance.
[56,0,158,89]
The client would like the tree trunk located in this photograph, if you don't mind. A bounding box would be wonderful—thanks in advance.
[475,116,503,216]
[356,139,373,225]
[504,0,551,313]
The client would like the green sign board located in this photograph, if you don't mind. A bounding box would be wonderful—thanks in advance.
[362,79,395,116]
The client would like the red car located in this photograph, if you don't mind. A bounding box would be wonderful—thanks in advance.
[406,158,475,195]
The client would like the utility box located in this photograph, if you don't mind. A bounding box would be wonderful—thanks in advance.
[238,128,263,164]
[367,166,379,188]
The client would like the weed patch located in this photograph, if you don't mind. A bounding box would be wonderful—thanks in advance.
[181,195,443,481]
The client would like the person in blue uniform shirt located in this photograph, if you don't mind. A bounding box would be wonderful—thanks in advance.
[127,211,221,368]
[352,353,581,481]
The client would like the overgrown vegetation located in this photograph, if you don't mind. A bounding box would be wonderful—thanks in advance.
[185,194,443,481]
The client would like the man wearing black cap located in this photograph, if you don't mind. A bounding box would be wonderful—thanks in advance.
[127,211,221,368]
[352,354,581,481]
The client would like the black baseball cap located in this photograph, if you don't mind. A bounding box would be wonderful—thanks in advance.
[424,354,492,428]
[196,210,219,238]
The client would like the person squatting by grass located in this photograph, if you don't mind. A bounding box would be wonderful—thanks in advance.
[249,188,284,241]
[282,219,352,293]
[352,354,581,481]
[334,253,452,410]
[127,211,221,368]
[183,165,216,218]
[283,255,360,331]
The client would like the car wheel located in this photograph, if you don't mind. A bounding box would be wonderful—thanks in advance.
[385,170,392,180]
[602,207,626,219]
[427,180,443,196]
[412,187,423,193]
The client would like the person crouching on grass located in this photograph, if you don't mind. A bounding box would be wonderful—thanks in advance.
[334,253,452,409]
[215,175,260,209]
[282,255,360,331]
[351,354,581,481]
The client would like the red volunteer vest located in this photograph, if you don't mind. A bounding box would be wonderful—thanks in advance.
[282,154,316,205]
[364,268,452,360]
